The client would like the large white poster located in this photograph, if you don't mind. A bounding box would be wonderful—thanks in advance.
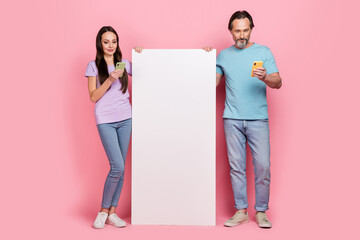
[131,49,216,226]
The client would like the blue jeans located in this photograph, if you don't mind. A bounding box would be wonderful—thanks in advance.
[224,119,271,212]
[97,118,132,209]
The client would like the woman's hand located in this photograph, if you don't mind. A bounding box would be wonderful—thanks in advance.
[134,46,144,53]
[109,69,123,82]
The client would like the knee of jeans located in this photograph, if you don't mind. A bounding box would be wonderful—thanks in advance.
[109,168,125,179]
[255,167,270,186]
[254,160,270,176]
[229,164,246,174]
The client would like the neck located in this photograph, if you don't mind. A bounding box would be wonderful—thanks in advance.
[104,54,114,65]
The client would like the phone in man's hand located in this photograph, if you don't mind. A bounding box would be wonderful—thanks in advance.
[251,61,263,77]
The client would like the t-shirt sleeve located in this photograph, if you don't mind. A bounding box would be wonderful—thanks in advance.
[85,61,97,77]
[125,59,132,76]
[216,52,224,75]
[264,48,278,74]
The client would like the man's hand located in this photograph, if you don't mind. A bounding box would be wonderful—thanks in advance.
[252,67,267,81]
[202,46,214,52]
[253,67,282,89]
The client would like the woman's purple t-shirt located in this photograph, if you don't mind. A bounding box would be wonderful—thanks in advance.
[85,60,132,125]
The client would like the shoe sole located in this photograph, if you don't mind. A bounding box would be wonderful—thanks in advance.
[257,225,272,228]
[255,220,272,228]
[92,224,105,229]
[224,219,249,227]
[106,219,126,228]
[257,224,272,228]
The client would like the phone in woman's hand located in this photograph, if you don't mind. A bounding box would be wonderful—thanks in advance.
[116,62,126,77]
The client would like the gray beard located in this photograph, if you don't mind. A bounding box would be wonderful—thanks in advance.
[236,39,248,49]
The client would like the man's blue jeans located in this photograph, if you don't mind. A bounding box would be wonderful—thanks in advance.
[97,118,132,209]
[224,119,271,212]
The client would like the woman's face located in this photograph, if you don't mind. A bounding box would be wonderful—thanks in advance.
[101,31,117,56]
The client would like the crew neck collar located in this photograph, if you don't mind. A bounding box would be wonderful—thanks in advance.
[233,42,256,50]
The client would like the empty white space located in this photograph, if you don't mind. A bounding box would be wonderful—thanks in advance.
[131,49,216,225]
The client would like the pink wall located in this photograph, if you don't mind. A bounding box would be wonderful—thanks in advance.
[1,0,359,239]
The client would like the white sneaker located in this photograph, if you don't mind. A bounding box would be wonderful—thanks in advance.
[107,213,126,228]
[93,212,108,229]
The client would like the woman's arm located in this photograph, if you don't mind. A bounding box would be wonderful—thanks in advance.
[87,69,123,103]
[134,46,144,53]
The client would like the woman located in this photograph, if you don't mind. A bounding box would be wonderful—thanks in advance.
[85,26,142,229]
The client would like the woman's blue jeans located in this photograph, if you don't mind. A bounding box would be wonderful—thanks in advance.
[97,118,132,209]
[224,119,271,212]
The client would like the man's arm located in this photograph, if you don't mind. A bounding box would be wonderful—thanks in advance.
[202,47,224,87]
[253,68,282,89]
[216,73,223,87]
[262,72,282,89]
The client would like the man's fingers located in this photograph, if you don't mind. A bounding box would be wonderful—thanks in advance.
[202,46,213,52]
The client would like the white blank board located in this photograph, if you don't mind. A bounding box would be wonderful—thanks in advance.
[131,49,216,226]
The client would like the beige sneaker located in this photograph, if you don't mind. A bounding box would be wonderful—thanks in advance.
[224,210,249,227]
[255,212,272,228]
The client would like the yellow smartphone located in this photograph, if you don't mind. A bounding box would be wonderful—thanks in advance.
[251,61,263,77]
[115,62,126,77]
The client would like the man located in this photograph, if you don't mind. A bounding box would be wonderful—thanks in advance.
[204,10,282,228]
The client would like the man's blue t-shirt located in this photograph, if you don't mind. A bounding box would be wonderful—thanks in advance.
[216,43,278,120]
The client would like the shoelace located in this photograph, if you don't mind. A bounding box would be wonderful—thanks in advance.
[110,214,124,223]
[96,214,108,224]
[230,211,245,220]
[257,212,269,222]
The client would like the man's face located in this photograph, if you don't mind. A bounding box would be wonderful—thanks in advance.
[230,18,252,49]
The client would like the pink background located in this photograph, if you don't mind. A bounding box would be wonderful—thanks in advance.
[1,0,359,239]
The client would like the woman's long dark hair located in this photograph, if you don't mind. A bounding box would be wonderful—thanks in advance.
[95,26,128,93]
